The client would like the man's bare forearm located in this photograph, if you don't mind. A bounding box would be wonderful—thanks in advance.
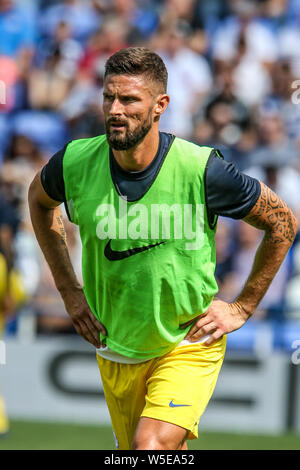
[28,195,81,296]
[185,182,298,345]
[235,183,298,316]
[28,176,106,348]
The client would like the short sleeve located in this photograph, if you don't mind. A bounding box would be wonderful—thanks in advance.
[205,149,261,224]
[40,144,68,203]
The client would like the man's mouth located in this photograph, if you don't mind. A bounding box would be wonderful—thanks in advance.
[109,122,126,130]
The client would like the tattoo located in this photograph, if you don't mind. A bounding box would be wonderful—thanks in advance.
[56,215,66,240]
[56,214,70,257]
[243,182,297,244]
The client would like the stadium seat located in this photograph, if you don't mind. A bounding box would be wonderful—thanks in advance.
[10,111,70,155]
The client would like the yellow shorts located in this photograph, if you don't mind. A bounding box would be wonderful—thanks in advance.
[97,336,226,450]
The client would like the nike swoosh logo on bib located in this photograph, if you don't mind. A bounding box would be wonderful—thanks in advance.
[104,239,165,261]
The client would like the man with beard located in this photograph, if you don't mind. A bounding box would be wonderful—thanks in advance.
[28,47,297,450]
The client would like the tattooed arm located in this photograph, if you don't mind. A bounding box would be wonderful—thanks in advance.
[28,170,106,347]
[185,181,298,345]
[235,182,298,315]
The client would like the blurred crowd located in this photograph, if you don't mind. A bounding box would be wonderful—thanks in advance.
[0,0,300,337]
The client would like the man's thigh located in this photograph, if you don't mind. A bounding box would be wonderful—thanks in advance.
[97,336,226,450]
[132,417,189,450]
[96,355,154,450]
[139,336,227,444]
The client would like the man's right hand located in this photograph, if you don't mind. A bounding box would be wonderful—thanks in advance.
[62,288,107,349]
[28,171,107,349]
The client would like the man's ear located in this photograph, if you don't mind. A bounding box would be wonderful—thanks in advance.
[154,94,170,119]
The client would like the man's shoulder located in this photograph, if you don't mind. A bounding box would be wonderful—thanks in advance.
[65,134,107,159]
[169,136,214,175]
[63,135,108,173]
[67,134,107,151]
[173,136,213,157]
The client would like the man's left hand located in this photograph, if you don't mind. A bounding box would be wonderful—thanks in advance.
[183,299,251,346]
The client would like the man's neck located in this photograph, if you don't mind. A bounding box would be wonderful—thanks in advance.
[111,127,160,172]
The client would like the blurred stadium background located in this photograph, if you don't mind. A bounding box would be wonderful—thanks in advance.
[1,0,300,450]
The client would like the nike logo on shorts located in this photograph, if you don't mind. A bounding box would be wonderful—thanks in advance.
[104,239,165,261]
[169,400,191,408]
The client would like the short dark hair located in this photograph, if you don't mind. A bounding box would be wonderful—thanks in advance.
[104,47,168,93]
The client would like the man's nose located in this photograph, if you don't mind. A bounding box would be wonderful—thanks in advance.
[110,98,123,115]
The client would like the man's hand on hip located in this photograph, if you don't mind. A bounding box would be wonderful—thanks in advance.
[183,299,250,346]
[62,287,107,348]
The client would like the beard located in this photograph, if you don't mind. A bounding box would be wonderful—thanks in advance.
[105,112,153,150]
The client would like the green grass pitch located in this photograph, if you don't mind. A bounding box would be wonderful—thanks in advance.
[0,420,299,450]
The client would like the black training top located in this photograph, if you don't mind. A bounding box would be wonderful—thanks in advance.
[41,132,261,225]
